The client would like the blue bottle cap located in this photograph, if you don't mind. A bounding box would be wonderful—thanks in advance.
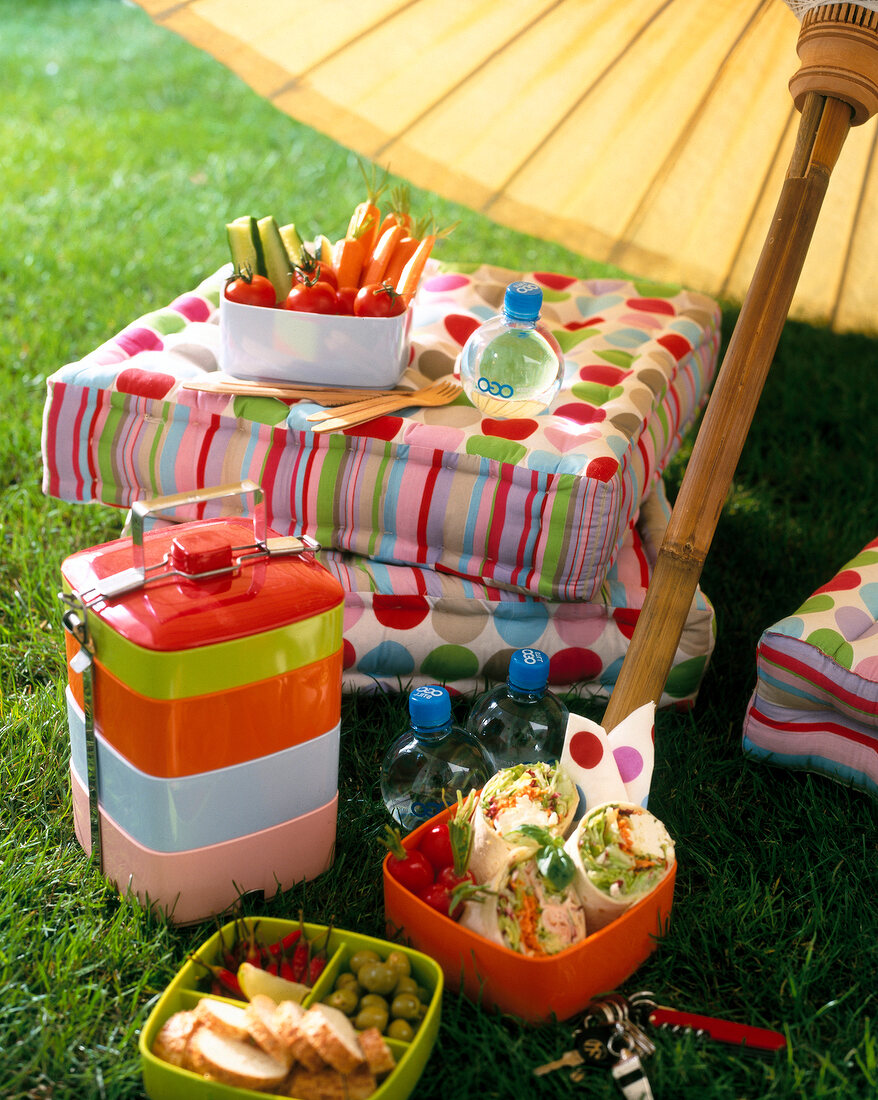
[503,281,543,322]
[409,684,451,728]
[508,648,550,691]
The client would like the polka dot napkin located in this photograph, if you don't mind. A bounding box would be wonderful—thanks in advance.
[561,701,656,814]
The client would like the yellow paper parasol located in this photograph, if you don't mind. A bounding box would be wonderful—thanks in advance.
[135,0,878,334]
[134,0,878,729]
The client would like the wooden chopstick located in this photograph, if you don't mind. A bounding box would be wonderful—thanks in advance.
[181,377,411,403]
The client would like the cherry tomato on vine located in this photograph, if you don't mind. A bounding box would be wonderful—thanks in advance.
[282,279,339,315]
[354,281,407,318]
[335,286,358,316]
[437,865,476,892]
[295,260,338,290]
[417,822,453,871]
[224,269,277,308]
[380,825,434,895]
[418,880,453,917]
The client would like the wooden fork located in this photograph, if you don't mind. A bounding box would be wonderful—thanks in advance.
[308,379,462,432]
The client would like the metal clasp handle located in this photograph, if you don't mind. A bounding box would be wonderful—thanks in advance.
[130,479,265,574]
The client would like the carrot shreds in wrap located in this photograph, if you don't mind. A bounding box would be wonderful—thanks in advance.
[460,830,586,957]
[564,801,675,932]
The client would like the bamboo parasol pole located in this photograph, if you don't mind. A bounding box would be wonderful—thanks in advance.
[602,3,878,733]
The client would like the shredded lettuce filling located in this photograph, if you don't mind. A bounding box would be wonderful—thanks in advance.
[579,807,670,898]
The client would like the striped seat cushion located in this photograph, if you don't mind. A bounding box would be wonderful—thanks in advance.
[41,262,720,602]
[742,536,878,798]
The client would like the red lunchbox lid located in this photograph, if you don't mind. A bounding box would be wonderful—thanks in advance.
[61,516,344,652]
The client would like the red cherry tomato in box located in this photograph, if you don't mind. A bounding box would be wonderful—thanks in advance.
[224,271,277,308]
[283,280,339,315]
[381,826,434,895]
[335,286,358,316]
[354,282,407,318]
[417,822,453,872]
[295,261,338,290]
[418,880,454,917]
[437,865,476,892]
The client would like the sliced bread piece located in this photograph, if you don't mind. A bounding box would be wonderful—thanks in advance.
[357,1026,396,1077]
[194,996,251,1041]
[273,999,323,1071]
[187,1027,288,1091]
[297,1003,367,1074]
[283,1063,377,1100]
[245,994,294,1070]
[152,1009,201,1067]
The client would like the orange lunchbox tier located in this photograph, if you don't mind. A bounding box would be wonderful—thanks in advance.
[71,767,338,926]
[383,806,675,1024]
[65,631,342,777]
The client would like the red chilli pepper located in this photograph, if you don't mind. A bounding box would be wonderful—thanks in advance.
[307,919,334,985]
[267,928,302,958]
[190,955,245,1000]
[290,911,311,983]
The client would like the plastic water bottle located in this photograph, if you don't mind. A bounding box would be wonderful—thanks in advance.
[380,685,493,832]
[466,648,569,771]
[458,281,564,418]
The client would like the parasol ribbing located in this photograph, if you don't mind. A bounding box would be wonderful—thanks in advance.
[602,1,878,732]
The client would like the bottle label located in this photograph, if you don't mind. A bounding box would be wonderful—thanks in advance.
[477,376,514,399]
[410,798,445,820]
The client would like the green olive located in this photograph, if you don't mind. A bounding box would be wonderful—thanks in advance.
[415,985,432,1005]
[323,988,359,1016]
[359,994,389,1011]
[348,949,381,974]
[384,950,411,979]
[393,976,419,996]
[334,972,361,993]
[357,961,398,995]
[386,1018,415,1042]
[390,992,421,1021]
[354,1005,389,1033]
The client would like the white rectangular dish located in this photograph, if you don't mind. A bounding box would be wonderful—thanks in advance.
[219,293,412,387]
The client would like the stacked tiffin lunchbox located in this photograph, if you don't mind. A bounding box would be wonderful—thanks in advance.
[60,482,344,924]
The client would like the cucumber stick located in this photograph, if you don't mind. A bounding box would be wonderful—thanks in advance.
[279,223,305,267]
[257,216,293,304]
[226,216,265,278]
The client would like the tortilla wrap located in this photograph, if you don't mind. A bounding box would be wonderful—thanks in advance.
[459,849,587,957]
[564,801,675,931]
[469,762,579,884]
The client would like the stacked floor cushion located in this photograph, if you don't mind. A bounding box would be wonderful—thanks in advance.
[322,481,715,702]
[742,537,878,798]
[42,261,721,701]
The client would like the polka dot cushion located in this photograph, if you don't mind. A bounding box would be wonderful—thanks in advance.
[41,262,720,603]
[742,537,878,799]
[326,481,715,705]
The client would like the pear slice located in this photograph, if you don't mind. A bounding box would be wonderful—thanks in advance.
[237,961,309,1005]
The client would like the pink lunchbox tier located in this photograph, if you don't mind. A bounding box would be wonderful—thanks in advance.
[71,768,337,925]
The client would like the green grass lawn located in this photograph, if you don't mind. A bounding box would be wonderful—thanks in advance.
[1,2,876,1097]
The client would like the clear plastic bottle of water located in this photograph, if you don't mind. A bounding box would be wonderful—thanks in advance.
[458,281,564,418]
[380,684,493,832]
[466,648,569,771]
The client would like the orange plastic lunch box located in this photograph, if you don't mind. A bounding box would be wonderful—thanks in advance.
[383,806,676,1024]
[60,481,344,924]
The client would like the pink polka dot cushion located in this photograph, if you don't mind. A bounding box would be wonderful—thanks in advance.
[41,262,720,603]
[742,536,878,799]
[324,482,715,706]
